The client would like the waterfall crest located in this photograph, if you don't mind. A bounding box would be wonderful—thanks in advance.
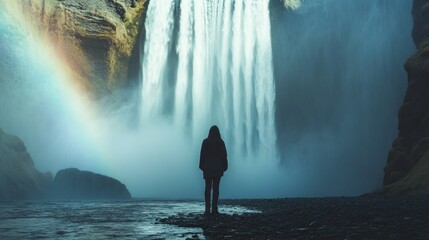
[140,0,277,160]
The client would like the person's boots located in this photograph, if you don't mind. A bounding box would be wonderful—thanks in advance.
[212,201,219,215]
[204,200,210,216]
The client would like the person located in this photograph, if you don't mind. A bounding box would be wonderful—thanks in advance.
[199,125,228,215]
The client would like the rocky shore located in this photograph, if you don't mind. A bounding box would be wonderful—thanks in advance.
[160,197,429,239]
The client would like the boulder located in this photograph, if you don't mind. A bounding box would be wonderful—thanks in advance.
[0,128,52,200]
[51,168,131,199]
[0,129,132,200]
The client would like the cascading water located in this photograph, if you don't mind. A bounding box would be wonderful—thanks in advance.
[0,0,415,198]
[140,0,278,160]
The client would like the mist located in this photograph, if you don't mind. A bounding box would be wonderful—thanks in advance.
[271,0,415,195]
[0,0,415,199]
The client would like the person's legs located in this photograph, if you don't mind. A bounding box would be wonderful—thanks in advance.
[212,177,221,214]
[204,178,212,214]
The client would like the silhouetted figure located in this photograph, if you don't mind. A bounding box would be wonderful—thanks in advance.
[199,125,228,215]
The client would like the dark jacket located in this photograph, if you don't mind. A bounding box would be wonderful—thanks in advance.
[199,136,228,179]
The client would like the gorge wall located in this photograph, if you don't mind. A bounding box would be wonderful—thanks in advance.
[2,0,427,197]
[383,0,429,193]
[6,0,147,98]
[0,129,131,200]
[0,128,52,200]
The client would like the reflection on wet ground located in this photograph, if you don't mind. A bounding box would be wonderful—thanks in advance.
[0,200,259,239]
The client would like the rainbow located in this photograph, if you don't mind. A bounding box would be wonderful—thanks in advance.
[0,1,115,172]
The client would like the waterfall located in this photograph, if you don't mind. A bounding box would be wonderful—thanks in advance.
[140,0,277,160]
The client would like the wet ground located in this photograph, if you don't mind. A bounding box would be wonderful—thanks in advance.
[0,200,257,239]
[1,196,428,239]
[161,196,429,239]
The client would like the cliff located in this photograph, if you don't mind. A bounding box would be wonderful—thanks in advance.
[381,150,429,195]
[51,168,131,199]
[0,129,131,200]
[383,0,429,193]
[7,0,147,97]
[0,128,52,199]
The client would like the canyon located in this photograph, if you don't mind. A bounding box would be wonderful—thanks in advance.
[1,0,428,197]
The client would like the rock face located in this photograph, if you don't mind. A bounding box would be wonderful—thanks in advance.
[8,0,147,97]
[381,149,429,195]
[0,129,52,200]
[0,129,132,200]
[384,0,429,187]
[51,168,131,199]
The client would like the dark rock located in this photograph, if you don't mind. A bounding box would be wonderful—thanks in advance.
[106,0,127,20]
[51,168,131,199]
[159,198,429,239]
[384,0,429,188]
[0,129,132,200]
[0,128,52,200]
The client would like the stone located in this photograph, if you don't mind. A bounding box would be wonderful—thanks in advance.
[159,198,429,239]
[0,129,132,200]
[0,128,52,200]
[381,149,429,195]
[50,168,131,199]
